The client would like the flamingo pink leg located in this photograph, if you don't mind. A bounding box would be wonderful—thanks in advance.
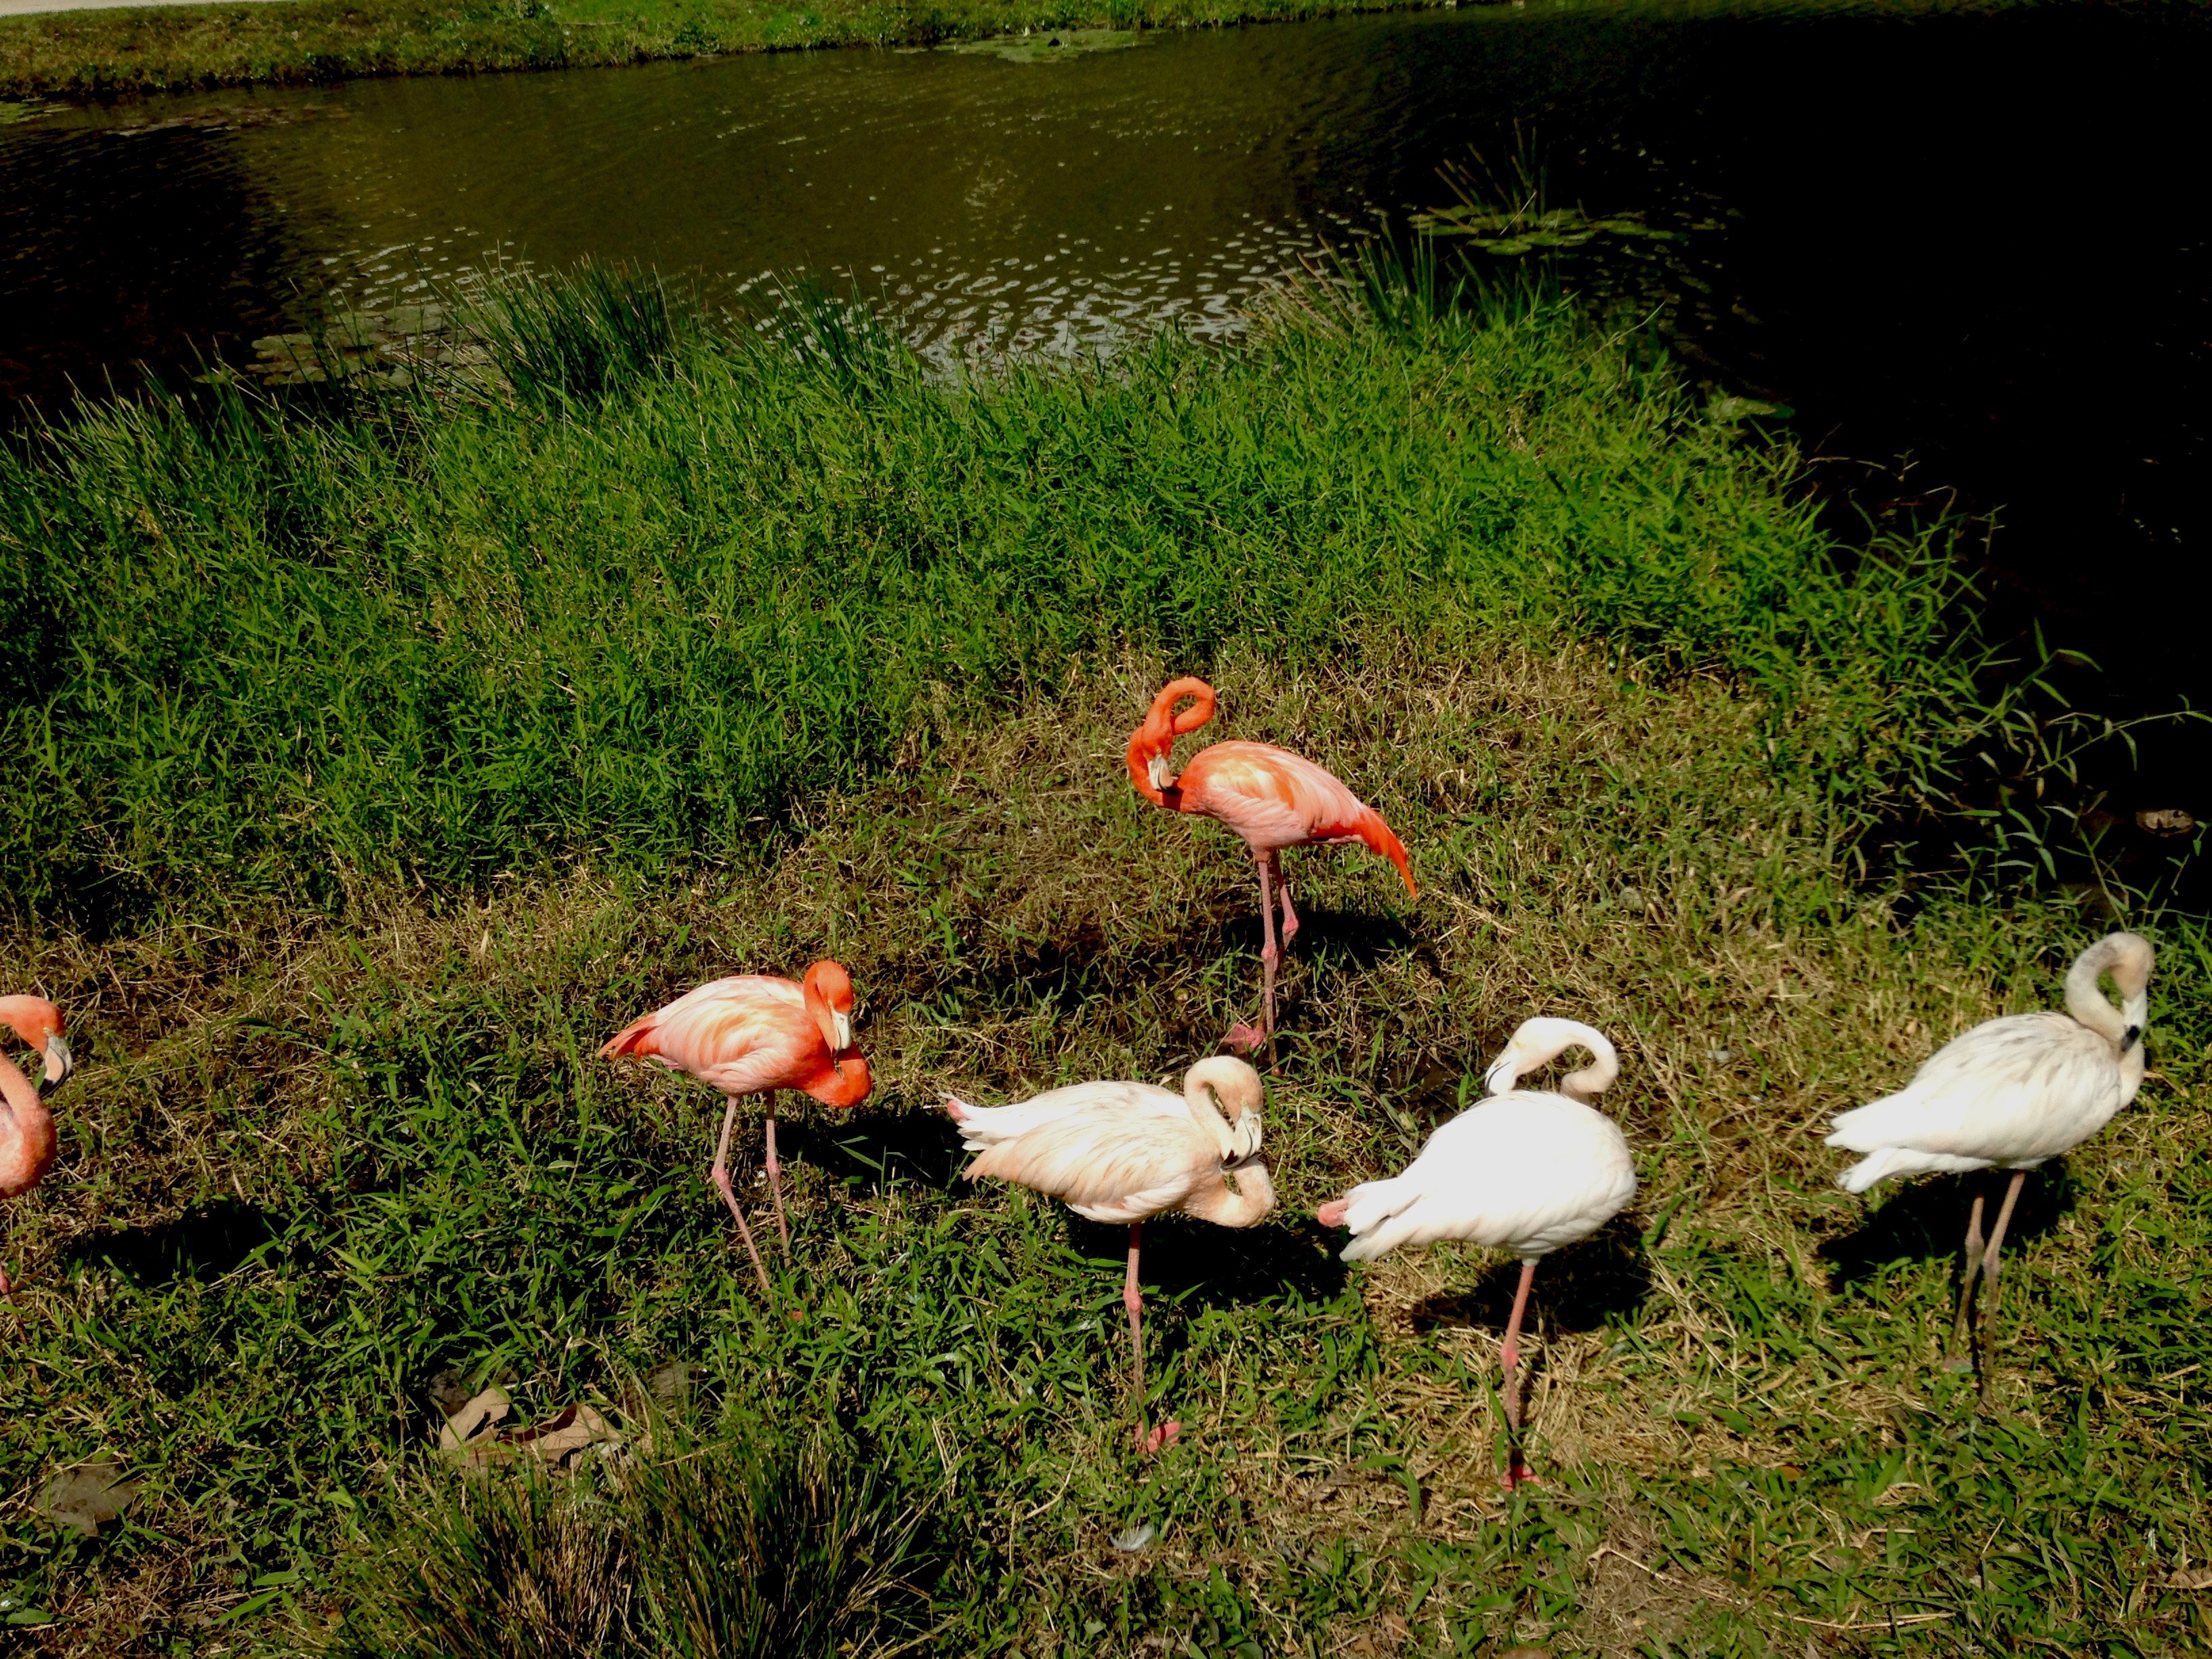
[1499,1258,1540,1489]
[764,1106,792,1255]
[1973,1169,2028,1392]
[1126,1223,1181,1454]
[709,1095,773,1298]
[1945,1187,1989,1370]
[1225,851,1282,1062]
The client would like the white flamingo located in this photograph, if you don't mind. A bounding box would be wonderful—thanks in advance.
[1317,1018,1635,1488]
[1827,930,2154,1378]
[945,1057,1275,1454]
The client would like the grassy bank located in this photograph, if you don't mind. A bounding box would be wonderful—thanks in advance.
[0,0,1439,102]
[1,273,2208,1656]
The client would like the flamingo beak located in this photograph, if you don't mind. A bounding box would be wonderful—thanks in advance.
[1147,753,1174,792]
[42,1033,73,1091]
[1483,1050,1519,1096]
[832,1012,853,1052]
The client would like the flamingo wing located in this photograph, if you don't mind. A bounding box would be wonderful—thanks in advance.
[600,975,821,1098]
[964,1103,1216,1225]
[1179,741,1414,893]
[1340,1096,1635,1261]
[947,1080,1185,1153]
[1827,1012,2124,1169]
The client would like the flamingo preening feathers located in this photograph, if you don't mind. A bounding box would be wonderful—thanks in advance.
[1129,677,1415,1061]
[1827,930,2154,1383]
[1,996,74,1300]
[600,962,871,1296]
[945,1057,1275,1454]
[1318,1018,1634,1488]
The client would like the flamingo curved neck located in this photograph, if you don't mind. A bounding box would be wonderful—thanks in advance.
[1498,1019,1618,1103]
[1,1052,45,1140]
[809,1053,872,1109]
[1184,1074,1235,1158]
[1128,678,1216,808]
[2063,949,2132,1048]
[1185,1160,1275,1226]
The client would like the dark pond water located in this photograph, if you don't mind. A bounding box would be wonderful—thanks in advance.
[3,0,2207,823]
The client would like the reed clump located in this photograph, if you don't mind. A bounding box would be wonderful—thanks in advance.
[3,265,1983,930]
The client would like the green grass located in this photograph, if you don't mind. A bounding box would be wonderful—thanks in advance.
[1,268,2209,1656]
[0,0,1447,102]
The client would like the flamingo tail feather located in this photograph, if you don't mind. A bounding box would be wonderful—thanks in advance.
[1357,809,1416,899]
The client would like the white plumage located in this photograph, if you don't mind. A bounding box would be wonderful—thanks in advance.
[1824,930,2155,1385]
[945,1056,1273,1454]
[1317,1016,1635,1488]
[1826,932,2153,1193]
[945,1064,1270,1228]
[1336,1092,1637,1263]
[1328,1017,1636,1265]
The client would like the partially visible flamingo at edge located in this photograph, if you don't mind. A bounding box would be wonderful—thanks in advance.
[600,961,871,1296]
[2,995,75,1300]
[945,1056,1275,1454]
[1128,676,1416,1062]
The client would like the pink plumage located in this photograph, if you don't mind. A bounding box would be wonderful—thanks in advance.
[600,961,869,1296]
[2,995,74,1298]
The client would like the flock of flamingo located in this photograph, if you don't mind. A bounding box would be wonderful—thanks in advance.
[1,676,2160,1481]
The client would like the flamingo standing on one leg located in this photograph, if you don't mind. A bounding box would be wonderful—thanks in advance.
[600,961,871,1296]
[1826,930,2153,1389]
[945,1057,1275,1454]
[1317,1018,1634,1488]
[1128,677,1415,1062]
[3,996,75,1300]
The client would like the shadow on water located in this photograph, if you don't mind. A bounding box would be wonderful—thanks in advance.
[1818,1164,2076,1293]
[0,118,309,407]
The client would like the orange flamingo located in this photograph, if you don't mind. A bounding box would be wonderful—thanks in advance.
[600,962,870,1296]
[944,1057,1274,1453]
[2,996,74,1299]
[1128,677,1416,1059]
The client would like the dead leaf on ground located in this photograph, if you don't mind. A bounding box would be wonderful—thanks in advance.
[435,1385,621,1473]
[2168,1566,2212,1591]
[37,1460,143,1536]
[436,1385,512,1454]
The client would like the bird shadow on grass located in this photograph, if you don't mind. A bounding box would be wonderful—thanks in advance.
[1063,1212,1353,1311]
[63,1197,301,1287]
[781,1107,970,1195]
[1818,1164,2077,1293]
[1400,1222,1652,1338]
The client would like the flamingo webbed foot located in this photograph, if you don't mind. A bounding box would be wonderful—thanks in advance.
[1136,1420,1182,1455]
[1221,1023,1267,1055]
[1502,1463,1540,1490]
[1316,1199,1351,1228]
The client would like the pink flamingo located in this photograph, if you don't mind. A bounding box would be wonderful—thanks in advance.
[1128,677,1416,1059]
[600,962,870,1296]
[2,996,75,1299]
[945,1057,1274,1454]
